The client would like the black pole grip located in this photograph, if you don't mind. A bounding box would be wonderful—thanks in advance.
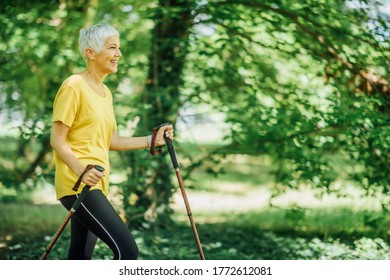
[94,165,105,173]
[164,133,179,169]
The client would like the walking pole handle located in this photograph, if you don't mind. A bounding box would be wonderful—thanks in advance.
[93,165,105,173]
[72,165,105,191]
[164,133,179,169]
[71,165,105,210]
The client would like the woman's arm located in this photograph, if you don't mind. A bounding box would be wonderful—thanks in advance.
[50,121,103,185]
[109,124,174,151]
[109,132,149,151]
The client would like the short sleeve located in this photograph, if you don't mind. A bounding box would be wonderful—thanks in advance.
[52,84,79,128]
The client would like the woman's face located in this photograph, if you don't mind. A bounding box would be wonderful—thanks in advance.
[93,35,121,74]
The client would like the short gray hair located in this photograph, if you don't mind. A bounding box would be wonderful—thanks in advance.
[79,23,119,61]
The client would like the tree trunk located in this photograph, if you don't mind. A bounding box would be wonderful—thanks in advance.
[123,0,194,227]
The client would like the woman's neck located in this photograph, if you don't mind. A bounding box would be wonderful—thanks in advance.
[82,66,106,86]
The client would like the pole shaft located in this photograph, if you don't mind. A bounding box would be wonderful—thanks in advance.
[40,165,104,260]
[40,185,91,259]
[163,132,205,260]
[175,167,205,260]
[40,210,74,260]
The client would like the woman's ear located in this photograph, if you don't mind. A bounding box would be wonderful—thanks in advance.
[85,47,95,61]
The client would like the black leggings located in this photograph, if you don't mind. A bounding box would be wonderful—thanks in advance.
[60,189,138,260]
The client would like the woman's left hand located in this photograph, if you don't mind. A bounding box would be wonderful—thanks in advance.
[155,124,174,146]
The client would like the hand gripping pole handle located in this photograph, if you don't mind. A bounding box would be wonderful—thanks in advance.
[72,164,105,191]
[150,122,170,156]
[72,165,105,210]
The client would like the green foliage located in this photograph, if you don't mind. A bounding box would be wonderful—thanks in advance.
[181,0,389,197]
[0,0,92,187]
[0,0,389,229]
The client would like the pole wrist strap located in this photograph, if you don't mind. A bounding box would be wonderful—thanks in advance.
[150,122,170,156]
[72,164,95,191]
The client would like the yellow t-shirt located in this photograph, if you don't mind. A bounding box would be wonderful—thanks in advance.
[52,74,117,199]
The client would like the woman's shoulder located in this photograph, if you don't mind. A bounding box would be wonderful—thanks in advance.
[62,74,85,88]
[55,75,87,100]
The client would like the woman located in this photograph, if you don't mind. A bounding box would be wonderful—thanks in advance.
[50,23,173,260]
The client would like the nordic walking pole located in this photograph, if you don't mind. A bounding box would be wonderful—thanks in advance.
[40,165,104,260]
[163,133,206,260]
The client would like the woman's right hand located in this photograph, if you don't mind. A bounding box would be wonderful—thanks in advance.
[82,168,105,186]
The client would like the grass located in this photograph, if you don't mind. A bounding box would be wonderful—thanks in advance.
[0,197,388,260]
[208,207,389,240]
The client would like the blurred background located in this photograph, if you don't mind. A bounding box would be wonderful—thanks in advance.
[0,0,389,260]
